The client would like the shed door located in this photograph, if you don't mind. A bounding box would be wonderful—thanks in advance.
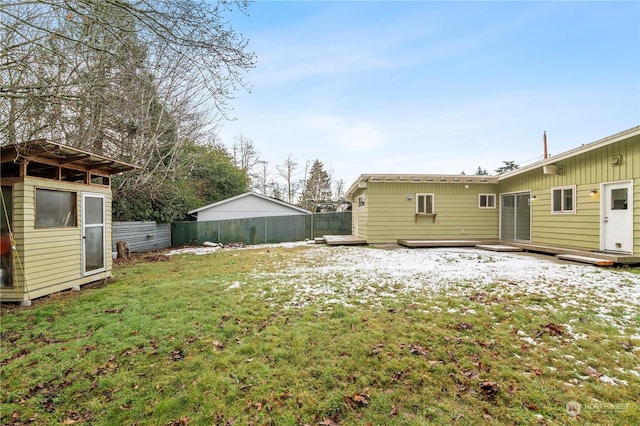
[602,181,633,253]
[82,193,106,276]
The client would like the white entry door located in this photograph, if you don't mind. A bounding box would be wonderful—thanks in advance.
[602,181,633,253]
[82,193,106,275]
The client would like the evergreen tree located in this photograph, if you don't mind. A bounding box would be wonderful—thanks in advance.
[475,166,489,175]
[495,161,519,174]
[300,159,332,209]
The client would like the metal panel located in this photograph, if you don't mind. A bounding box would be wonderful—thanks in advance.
[112,221,171,253]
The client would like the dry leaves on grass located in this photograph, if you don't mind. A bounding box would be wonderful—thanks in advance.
[479,381,499,399]
[343,390,370,409]
[400,342,430,358]
[534,322,564,338]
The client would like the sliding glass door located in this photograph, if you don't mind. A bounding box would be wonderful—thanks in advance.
[500,192,530,241]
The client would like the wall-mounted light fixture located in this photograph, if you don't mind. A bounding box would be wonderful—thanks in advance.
[590,189,598,196]
[406,194,413,200]
[530,195,537,201]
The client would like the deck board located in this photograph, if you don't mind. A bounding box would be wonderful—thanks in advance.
[556,254,614,266]
[323,235,367,246]
[398,240,488,248]
[476,244,523,252]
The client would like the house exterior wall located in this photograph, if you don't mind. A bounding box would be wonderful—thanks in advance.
[358,182,499,244]
[497,135,639,253]
[0,177,113,302]
[196,195,308,221]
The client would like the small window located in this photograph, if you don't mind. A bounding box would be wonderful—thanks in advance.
[35,189,77,227]
[611,188,628,210]
[479,194,496,208]
[551,186,575,213]
[358,195,366,207]
[91,174,110,186]
[416,193,434,214]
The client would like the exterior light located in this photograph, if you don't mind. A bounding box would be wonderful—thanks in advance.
[590,189,598,196]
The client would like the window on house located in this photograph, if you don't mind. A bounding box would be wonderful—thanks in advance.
[551,186,575,213]
[35,189,77,227]
[416,193,434,214]
[479,194,496,208]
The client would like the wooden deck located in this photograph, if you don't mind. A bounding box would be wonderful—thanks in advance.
[398,239,498,248]
[476,244,523,252]
[510,242,640,265]
[394,239,639,266]
[322,235,367,246]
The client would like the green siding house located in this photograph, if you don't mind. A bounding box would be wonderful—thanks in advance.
[346,126,640,259]
[1,140,136,304]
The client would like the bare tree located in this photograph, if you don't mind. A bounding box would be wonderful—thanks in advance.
[0,1,256,221]
[254,160,270,196]
[231,134,263,186]
[333,178,345,200]
[276,154,298,204]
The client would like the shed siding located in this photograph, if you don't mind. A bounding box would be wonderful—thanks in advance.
[351,188,368,239]
[363,182,499,243]
[0,177,113,301]
[498,137,639,252]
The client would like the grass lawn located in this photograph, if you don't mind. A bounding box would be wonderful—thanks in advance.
[1,244,639,425]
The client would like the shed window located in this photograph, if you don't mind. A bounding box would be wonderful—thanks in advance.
[479,194,496,208]
[35,189,77,227]
[416,193,434,214]
[551,186,575,213]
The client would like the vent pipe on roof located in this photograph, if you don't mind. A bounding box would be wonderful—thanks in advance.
[543,131,548,159]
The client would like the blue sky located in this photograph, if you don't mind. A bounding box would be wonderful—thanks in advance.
[218,1,640,190]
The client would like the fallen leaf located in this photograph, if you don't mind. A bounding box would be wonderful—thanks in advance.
[390,405,399,416]
[370,342,385,355]
[455,322,474,331]
[479,381,499,399]
[400,343,429,357]
[585,366,602,378]
[535,322,564,338]
[462,370,479,381]
[104,308,123,314]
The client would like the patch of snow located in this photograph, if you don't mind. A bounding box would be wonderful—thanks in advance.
[600,375,628,386]
[166,243,640,334]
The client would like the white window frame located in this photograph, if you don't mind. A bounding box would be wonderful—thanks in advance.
[416,193,434,214]
[551,185,576,214]
[478,194,496,209]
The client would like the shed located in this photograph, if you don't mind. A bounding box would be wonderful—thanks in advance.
[1,140,136,304]
[188,191,310,221]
